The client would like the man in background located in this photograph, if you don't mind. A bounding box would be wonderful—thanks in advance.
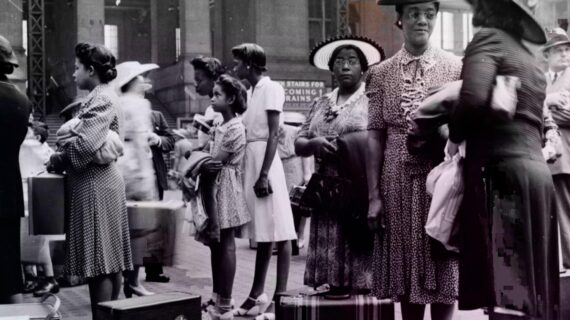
[145,110,175,283]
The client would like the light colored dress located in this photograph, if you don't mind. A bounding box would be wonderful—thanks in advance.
[116,93,158,201]
[278,124,303,191]
[211,117,251,229]
[241,76,297,242]
[298,84,373,290]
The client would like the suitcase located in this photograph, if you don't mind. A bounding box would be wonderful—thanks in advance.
[489,272,569,320]
[276,288,395,320]
[561,271,570,320]
[27,173,67,235]
[0,294,61,319]
[127,201,185,266]
[96,292,200,320]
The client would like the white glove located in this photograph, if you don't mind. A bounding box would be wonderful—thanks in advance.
[148,132,161,147]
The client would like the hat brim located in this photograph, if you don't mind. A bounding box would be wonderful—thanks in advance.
[310,38,385,71]
[512,0,547,45]
[116,63,159,89]
[543,40,570,52]
[377,0,440,5]
[59,100,83,118]
[6,52,19,67]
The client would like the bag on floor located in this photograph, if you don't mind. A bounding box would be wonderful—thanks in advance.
[276,288,395,320]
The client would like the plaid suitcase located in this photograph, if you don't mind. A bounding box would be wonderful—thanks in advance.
[0,294,61,319]
[96,292,200,320]
[276,288,394,320]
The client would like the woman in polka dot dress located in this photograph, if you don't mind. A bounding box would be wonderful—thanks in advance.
[365,1,461,320]
[47,43,132,318]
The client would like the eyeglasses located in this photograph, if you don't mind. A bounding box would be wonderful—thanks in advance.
[334,57,360,67]
[405,9,437,21]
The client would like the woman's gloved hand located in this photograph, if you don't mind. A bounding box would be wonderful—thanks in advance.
[46,152,69,174]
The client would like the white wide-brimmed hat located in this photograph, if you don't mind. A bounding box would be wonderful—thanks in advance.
[309,35,385,71]
[113,61,159,90]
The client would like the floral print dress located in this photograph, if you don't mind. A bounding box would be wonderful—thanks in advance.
[367,45,462,304]
[299,84,373,290]
[210,117,251,229]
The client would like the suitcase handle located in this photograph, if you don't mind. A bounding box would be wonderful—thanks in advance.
[40,293,61,319]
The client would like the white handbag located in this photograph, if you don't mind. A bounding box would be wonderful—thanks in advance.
[425,141,466,253]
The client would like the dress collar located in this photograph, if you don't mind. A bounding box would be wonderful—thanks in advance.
[253,76,271,90]
[327,82,366,109]
[399,44,437,67]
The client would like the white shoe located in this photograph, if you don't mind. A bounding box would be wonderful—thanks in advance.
[255,313,275,320]
[232,293,270,316]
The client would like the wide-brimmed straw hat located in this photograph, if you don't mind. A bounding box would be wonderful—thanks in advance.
[0,35,18,67]
[511,0,547,45]
[542,32,570,52]
[309,35,385,71]
[113,61,159,90]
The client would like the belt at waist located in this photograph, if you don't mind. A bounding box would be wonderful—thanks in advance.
[386,127,407,135]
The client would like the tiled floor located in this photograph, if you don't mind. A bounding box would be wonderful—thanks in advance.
[19,191,487,320]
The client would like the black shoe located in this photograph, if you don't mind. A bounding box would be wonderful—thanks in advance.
[145,274,170,283]
[24,280,39,294]
[33,280,60,297]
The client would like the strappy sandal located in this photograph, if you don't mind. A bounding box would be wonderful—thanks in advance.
[232,293,270,316]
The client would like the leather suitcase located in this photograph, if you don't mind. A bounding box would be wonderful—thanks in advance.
[27,173,67,235]
[276,288,394,320]
[127,201,185,266]
[96,293,200,320]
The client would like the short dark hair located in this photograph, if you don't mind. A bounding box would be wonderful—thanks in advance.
[328,44,370,72]
[190,56,225,80]
[75,43,117,83]
[231,43,268,72]
[32,124,48,143]
[470,1,524,38]
[215,74,248,115]
[395,2,440,29]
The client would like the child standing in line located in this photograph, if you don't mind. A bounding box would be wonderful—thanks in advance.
[203,74,251,320]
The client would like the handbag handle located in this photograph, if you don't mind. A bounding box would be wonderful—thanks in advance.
[40,293,61,319]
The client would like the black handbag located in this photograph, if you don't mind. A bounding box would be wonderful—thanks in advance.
[289,184,313,218]
[290,173,351,218]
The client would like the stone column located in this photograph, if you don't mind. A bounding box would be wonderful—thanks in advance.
[76,0,104,44]
[151,0,178,65]
[179,0,211,59]
[178,0,212,116]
